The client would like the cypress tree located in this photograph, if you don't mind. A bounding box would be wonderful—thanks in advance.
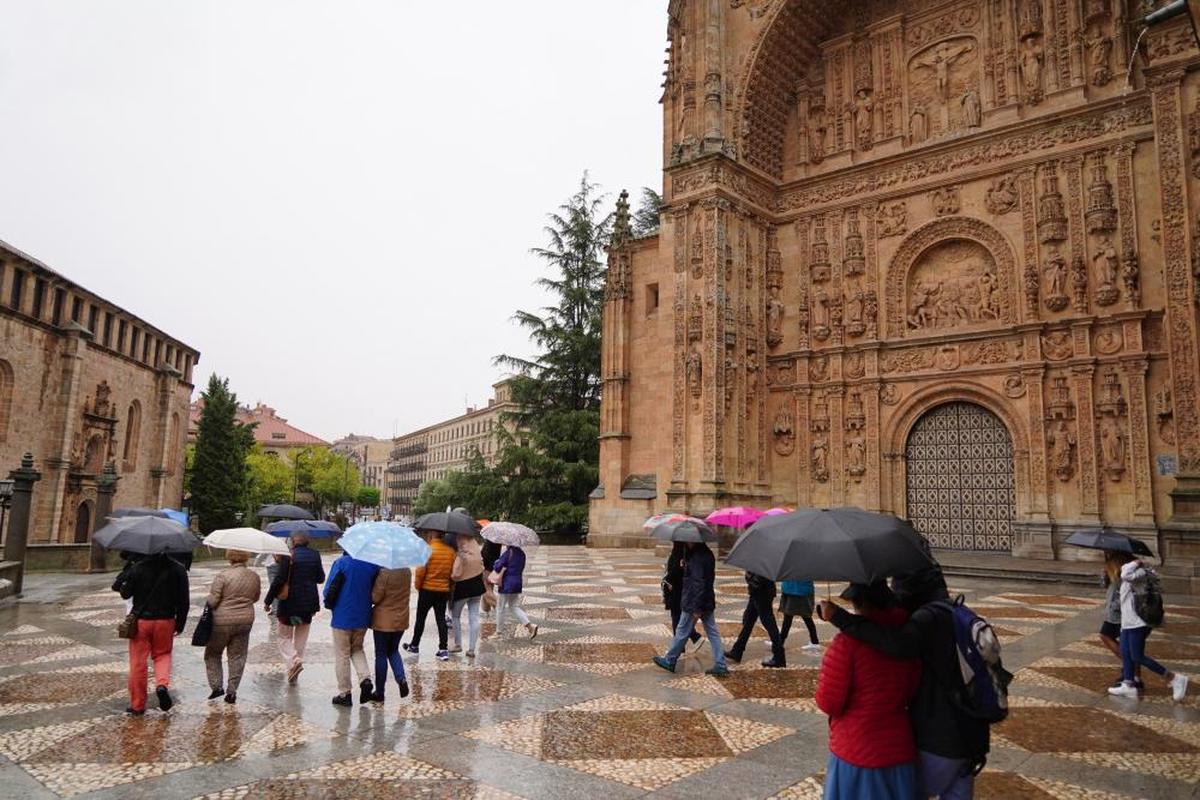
[190,374,251,533]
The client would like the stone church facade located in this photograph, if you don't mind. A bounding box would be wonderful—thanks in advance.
[0,240,198,550]
[590,0,1200,590]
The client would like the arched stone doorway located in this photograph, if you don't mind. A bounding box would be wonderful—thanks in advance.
[905,401,1015,552]
[73,501,93,544]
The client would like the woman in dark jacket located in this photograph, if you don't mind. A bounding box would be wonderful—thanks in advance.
[118,553,189,715]
[264,532,326,684]
[726,571,786,668]
[653,542,728,676]
[662,542,701,649]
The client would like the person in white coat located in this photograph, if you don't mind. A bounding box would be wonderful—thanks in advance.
[1108,559,1188,702]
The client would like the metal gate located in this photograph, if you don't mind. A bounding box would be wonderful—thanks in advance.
[904,402,1015,552]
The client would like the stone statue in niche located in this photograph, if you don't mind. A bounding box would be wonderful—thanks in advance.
[773,408,795,456]
[1087,27,1113,87]
[961,88,981,129]
[1020,40,1045,104]
[809,106,827,164]
[1018,0,1044,40]
[746,351,759,393]
[812,285,831,341]
[1043,248,1069,311]
[906,240,1000,331]
[846,432,866,479]
[1100,417,1127,481]
[845,281,866,337]
[910,105,928,143]
[686,349,703,399]
[766,285,784,348]
[1047,419,1076,481]
[853,89,874,150]
[930,186,960,216]
[1094,236,1121,306]
[985,174,1019,215]
[810,218,831,282]
[811,433,830,483]
[879,202,907,238]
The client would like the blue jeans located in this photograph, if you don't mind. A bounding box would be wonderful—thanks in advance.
[917,750,974,800]
[664,610,726,669]
[372,630,406,693]
[1120,626,1167,682]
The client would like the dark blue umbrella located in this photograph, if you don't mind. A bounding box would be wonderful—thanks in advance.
[264,519,341,538]
[258,504,315,521]
[111,507,171,519]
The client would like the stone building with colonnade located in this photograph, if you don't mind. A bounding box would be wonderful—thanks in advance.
[589,0,1200,592]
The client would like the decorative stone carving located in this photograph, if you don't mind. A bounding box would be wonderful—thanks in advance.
[1042,248,1069,311]
[1071,254,1090,313]
[1020,39,1045,104]
[1085,154,1117,233]
[1086,26,1113,87]
[811,432,830,483]
[765,286,783,349]
[910,105,929,143]
[1096,372,1128,482]
[985,174,1019,215]
[961,88,981,129]
[687,349,703,400]
[1004,373,1027,398]
[904,240,999,331]
[845,431,866,481]
[730,0,773,18]
[809,104,827,165]
[773,406,795,455]
[1047,419,1077,481]
[1094,236,1121,306]
[845,351,865,379]
[1155,387,1176,445]
[812,285,831,341]
[930,186,960,216]
[878,202,907,238]
[845,280,866,338]
[810,355,829,383]
[844,210,865,276]
[1190,96,1200,179]
[1041,330,1073,361]
[1122,248,1141,308]
[963,339,1022,366]
[881,347,935,374]
[811,217,831,282]
[911,39,977,128]
[1037,167,1068,243]
[1093,325,1123,355]
[90,381,113,418]
[935,346,960,372]
[1018,0,1044,40]
[688,296,703,342]
[1023,260,1040,316]
[852,88,874,151]
[880,383,900,406]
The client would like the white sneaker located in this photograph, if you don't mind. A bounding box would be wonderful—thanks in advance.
[1171,673,1189,702]
[1108,681,1139,699]
[802,643,823,652]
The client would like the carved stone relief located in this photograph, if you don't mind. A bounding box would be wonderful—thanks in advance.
[773,406,795,455]
[1004,373,1027,398]
[905,239,999,331]
[880,383,900,406]
[1094,236,1121,307]
[1085,153,1117,234]
[1037,165,1067,243]
[1041,330,1073,361]
[985,174,1019,215]
[930,186,961,216]
[1042,247,1069,311]
[1045,376,1077,481]
[909,37,979,138]
[1096,372,1128,482]
[879,202,907,238]
[1093,325,1123,355]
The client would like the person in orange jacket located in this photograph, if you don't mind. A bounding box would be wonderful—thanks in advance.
[403,530,456,660]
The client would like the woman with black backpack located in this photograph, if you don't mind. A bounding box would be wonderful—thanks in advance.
[1109,559,1189,703]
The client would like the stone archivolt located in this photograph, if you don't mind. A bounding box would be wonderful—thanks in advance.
[594,0,1200,588]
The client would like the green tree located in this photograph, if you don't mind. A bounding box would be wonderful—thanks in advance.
[356,485,381,509]
[244,445,294,524]
[489,173,615,538]
[291,446,361,514]
[190,375,253,533]
[631,187,662,237]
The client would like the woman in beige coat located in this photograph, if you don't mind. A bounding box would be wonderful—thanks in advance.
[369,567,411,702]
[205,549,261,703]
[450,536,486,657]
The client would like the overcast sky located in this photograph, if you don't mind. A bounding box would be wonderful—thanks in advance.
[0,1,666,442]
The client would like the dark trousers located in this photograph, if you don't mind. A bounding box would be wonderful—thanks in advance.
[730,593,783,659]
[780,613,819,645]
[410,589,449,650]
[669,605,701,643]
[1120,626,1168,683]
[373,630,406,694]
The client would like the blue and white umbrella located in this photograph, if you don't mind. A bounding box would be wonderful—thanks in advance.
[337,521,431,570]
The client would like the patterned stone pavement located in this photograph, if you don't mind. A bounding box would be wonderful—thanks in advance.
[0,547,1197,799]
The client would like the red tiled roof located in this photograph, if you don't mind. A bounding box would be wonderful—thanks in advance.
[188,400,328,448]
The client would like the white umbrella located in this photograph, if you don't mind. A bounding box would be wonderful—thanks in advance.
[205,527,290,556]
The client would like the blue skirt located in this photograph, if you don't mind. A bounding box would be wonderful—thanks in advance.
[824,753,916,800]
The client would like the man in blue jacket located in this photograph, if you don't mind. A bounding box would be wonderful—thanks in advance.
[324,552,380,706]
[653,542,728,676]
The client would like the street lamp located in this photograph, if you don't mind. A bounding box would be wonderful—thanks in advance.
[0,480,13,546]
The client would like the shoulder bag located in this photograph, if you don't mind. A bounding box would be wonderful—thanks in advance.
[276,556,294,602]
[191,602,214,647]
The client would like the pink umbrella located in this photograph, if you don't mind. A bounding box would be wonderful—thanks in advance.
[705,506,767,530]
[764,507,794,516]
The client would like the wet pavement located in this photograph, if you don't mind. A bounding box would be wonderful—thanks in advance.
[0,547,1197,799]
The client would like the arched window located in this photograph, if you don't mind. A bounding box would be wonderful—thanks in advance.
[0,359,12,442]
[122,400,141,471]
[167,412,181,475]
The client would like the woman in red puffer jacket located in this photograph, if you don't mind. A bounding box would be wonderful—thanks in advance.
[815,580,921,799]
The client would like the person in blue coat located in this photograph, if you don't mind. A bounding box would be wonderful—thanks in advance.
[324,552,380,707]
[653,542,728,676]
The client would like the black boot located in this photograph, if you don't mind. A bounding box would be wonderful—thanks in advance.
[398,679,410,699]
[724,651,743,664]
[762,652,787,668]
[359,679,374,705]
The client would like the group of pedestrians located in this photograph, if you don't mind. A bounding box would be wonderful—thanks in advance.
[111,527,537,714]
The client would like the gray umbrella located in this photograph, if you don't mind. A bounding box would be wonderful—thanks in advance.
[414,510,477,536]
[110,507,171,518]
[258,504,315,521]
[93,516,202,555]
[725,507,933,584]
[650,516,719,544]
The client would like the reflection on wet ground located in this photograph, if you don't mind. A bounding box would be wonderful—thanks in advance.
[0,546,1196,798]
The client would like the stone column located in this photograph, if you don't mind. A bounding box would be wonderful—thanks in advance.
[90,462,119,572]
[1071,364,1102,524]
[701,0,725,152]
[4,454,43,596]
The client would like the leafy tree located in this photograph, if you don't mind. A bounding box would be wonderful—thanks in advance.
[356,486,381,509]
[244,445,294,524]
[190,375,253,534]
[631,187,662,237]
[292,446,361,514]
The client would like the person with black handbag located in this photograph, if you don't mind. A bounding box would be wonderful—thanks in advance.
[118,552,189,715]
[201,549,261,704]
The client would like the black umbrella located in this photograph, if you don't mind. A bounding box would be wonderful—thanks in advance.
[258,504,315,521]
[111,507,171,518]
[264,519,342,538]
[726,507,933,584]
[650,516,718,544]
[1064,529,1155,557]
[93,516,202,555]
[414,510,477,536]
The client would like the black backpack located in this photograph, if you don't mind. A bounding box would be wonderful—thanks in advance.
[1133,569,1165,627]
